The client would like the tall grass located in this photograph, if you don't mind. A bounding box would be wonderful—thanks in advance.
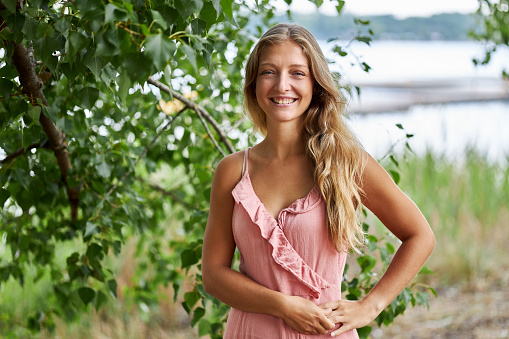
[384,149,509,287]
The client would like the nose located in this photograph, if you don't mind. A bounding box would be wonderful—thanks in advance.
[274,73,291,92]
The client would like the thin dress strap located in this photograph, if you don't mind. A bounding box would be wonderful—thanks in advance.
[241,147,250,177]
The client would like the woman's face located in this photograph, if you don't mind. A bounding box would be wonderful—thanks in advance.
[255,40,314,128]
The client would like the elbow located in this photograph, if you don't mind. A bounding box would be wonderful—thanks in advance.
[201,266,217,296]
[424,227,436,258]
[201,269,214,295]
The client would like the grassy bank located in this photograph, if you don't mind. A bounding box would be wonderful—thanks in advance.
[385,149,509,287]
[1,149,507,337]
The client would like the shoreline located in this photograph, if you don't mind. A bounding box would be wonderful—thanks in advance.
[345,77,509,114]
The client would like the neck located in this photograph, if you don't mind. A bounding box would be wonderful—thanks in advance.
[259,120,307,159]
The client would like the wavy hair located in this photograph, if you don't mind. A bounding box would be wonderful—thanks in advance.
[244,23,365,251]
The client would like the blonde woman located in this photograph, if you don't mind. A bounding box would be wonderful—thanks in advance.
[202,23,435,338]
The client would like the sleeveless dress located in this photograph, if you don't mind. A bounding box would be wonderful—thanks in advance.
[224,148,358,339]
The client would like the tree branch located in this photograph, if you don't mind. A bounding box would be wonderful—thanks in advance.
[195,108,227,157]
[135,176,193,209]
[9,41,80,221]
[95,106,188,218]
[0,140,49,165]
[147,77,235,154]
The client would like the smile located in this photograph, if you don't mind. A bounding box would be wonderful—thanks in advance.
[271,98,297,105]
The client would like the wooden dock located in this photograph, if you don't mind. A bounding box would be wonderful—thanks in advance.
[346,77,509,114]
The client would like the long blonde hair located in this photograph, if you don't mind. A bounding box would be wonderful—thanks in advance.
[244,23,365,251]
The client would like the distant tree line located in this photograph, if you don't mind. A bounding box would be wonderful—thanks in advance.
[272,13,481,41]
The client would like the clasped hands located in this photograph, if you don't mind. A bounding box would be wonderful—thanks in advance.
[280,295,376,337]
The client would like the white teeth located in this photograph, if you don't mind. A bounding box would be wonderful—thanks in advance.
[272,98,296,104]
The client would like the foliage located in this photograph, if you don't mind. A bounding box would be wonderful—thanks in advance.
[472,0,509,78]
[0,0,433,338]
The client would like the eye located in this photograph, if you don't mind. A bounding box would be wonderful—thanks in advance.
[293,71,306,76]
[260,70,273,75]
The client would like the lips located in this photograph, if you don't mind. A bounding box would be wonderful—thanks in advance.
[271,97,298,104]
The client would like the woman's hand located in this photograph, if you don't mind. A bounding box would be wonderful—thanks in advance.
[278,295,336,335]
[319,299,377,337]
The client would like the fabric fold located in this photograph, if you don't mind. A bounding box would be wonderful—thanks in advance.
[232,174,329,298]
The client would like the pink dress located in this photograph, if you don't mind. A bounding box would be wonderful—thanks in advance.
[224,148,358,339]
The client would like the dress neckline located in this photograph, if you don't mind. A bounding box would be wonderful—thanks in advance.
[239,148,321,222]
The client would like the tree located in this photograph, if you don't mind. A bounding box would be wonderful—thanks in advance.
[0,1,433,337]
[472,0,509,78]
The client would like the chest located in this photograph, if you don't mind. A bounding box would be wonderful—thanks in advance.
[249,159,315,220]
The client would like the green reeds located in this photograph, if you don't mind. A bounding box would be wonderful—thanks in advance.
[386,149,509,287]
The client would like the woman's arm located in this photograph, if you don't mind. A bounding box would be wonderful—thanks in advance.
[321,152,435,337]
[202,153,335,335]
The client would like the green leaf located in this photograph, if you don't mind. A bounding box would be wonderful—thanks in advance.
[42,107,58,123]
[220,0,234,22]
[107,279,117,298]
[3,0,17,13]
[396,123,404,130]
[357,325,372,339]
[418,266,434,275]
[388,170,400,184]
[83,50,106,79]
[22,16,39,40]
[333,46,347,57]
[96,160,112,178]
[200,1,218,28]
[336,0,345,14]
[121,52,152,82]
[117,72,132,103]
[86,243,103,261]
[78,287,95,305]
[27,105,41,122]
[356,36,371,45]
[0,188,11,207]
[198,319,211,337]
[144,34,176,70]
[84,221,99,238]
[180,43,197,72]
[76,0,102,15]
[150,10,167,30]
[181,249,198,268]
[191,307,205,327]
[354,18,371,25]
[69,30,90,56]
[175,0,196,20]
[79,87,99,109]
[33,36,59,67]
[0,78,13,99]
[104,4,129,24]
[54,17,71,34]
[95,290,108,310]
[184,289,200,309]
[191,18,207,36]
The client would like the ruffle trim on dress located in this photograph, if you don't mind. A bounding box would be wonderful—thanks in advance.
[232,173,330,298]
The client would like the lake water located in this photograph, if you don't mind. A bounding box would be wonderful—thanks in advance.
[320,40,509,163]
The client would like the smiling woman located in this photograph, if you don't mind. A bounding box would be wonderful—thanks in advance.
[201,23,435,338]
[254,41,314,126]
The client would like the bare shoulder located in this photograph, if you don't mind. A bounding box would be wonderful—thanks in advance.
[360,151,402,202]
[213,150,245,190]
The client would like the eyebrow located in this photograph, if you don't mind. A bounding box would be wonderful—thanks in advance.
[259,62,309,69]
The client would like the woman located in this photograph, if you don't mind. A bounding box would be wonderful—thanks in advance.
[202,23,435,338]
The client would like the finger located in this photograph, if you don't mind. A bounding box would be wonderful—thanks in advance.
[322,307,333,317]
[330,323,350,337]
[319,313,335,331]
[319,300,339,309]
